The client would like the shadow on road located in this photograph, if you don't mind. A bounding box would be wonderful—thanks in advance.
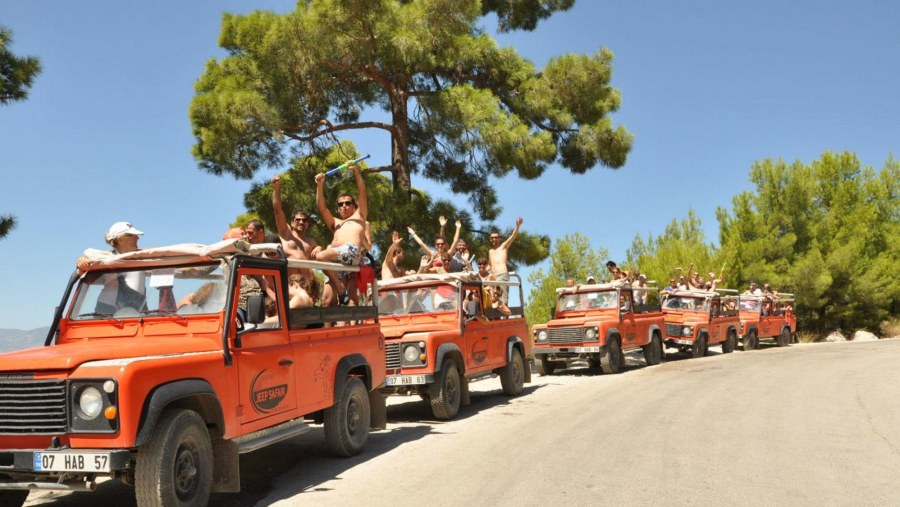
[384,381,546,424]
[27,424,437,507]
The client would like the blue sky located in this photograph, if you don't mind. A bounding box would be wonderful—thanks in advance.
[2,1,898,330]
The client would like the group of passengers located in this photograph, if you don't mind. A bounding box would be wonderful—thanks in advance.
[77,161,523,321]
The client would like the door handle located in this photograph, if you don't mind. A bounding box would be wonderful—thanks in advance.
[482,336,488,340]
[279,359,293,366]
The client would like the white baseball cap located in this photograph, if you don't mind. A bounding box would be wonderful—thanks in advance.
[105,222,144,244]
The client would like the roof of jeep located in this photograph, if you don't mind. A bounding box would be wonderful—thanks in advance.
[378,272,520,289]
[78,240,359,273]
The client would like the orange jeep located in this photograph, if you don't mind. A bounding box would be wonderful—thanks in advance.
[0,242,385,507]
[375,273,531,420]
[532,282,665,375]
[661,289,741,357]
[739,293,796,349]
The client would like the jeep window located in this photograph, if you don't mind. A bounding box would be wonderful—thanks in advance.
[377,285,459,316]
[739,299,761,312]
[664,296,707,312]
[70,264,227,320]
[557,290,617,312]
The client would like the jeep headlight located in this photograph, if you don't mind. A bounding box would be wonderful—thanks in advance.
[401,341,426,367]
[70,379,119,432]
[682,326,694,337]
[78,387,103,420]
[584,327,599,341]
[536,330,548,342]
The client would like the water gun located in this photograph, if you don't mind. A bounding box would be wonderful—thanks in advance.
[325,154,371,176]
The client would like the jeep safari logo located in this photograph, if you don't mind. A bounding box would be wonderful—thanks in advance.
[250,369,288,413]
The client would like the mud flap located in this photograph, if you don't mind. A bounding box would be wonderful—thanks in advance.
[211,438,240,493]
[369,390,387,430]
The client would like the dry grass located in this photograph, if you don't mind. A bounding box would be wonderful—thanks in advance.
[795,331,821,343]
[880,318,900,339]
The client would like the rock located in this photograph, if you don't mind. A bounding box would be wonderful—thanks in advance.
[823,331,847,342]
[852,330,878,342]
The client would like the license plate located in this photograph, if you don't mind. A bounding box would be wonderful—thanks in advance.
[385,375,426,386]
[34,451,111,472]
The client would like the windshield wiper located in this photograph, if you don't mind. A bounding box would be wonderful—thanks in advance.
[76,313,122,322]
[140,310,187,322]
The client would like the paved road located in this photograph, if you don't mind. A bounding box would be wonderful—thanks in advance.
[26,340,900,506]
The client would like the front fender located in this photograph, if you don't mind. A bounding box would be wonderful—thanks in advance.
[333,354,372,398]
[135,379,224,447]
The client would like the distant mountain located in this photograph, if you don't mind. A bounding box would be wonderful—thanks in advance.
[0,327,50,353]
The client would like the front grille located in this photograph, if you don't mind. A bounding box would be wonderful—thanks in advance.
[547,327,584,345]
[385,342,401,370]
[666,324,683,337]
[0,379,67,434]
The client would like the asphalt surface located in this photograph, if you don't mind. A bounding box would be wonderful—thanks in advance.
[25,340,900,506]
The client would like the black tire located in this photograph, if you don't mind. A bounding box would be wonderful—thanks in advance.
[600,338,622,374]
[777,327,791,347]
[642,333,663,366]
[586,357,601,369]
[692,334,708,358]
[499,348,525,396]
[0,490,29,507]
[537,357,557,376]
[324,376,370,457]
[722,331,737,354]
[429,360,461,420]
[135,410,212,507]
[743,331,758,351]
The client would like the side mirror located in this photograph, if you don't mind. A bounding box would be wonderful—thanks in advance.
[245,295,267,325]
[620,301,631,313]
[464,300,480,321]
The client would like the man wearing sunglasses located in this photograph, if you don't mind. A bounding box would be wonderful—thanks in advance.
[313,163,368,303]
[272,175,325,300]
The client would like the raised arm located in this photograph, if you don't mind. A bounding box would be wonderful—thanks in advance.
[272,175,292,239]
[501,217,523,250]
[438,216,447,239]
[407,226,434,257]
[382,231,402,278]
[314,173,335,231]
[451,219,462,248]
[351,165,368,220]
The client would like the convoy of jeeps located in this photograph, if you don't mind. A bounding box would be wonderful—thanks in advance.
[0,242,798,507]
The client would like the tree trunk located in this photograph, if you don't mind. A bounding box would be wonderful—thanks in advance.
[389,90,411,198]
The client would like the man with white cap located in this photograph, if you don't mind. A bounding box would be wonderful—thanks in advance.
[586,274,596,284]
[632,273,649,305]
[76,222,147,314]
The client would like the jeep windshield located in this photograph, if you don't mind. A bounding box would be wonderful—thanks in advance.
[739,298,761,312]
[70,263,227,320]
[377,284,459,316]
[664,296,709,312]
[556,290,617,312]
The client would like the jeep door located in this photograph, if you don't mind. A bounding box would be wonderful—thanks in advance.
[463,285,499,372]
[233,269,297,425]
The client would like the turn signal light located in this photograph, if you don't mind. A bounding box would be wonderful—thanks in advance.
[104,406,117,420]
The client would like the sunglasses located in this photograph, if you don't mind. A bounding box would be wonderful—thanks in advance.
[337,201,354,207]
[490,236,500,240]
[435,243,445,247]
[292,217,309,223]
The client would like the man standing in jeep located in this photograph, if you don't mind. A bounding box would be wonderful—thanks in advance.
[488,216,523,303]
[314,164,368,304]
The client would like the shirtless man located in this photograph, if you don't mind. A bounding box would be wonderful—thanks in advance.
[487,217,522,304]
[381,231,405,280]
[313,164,368,303]
[272,175,327,302]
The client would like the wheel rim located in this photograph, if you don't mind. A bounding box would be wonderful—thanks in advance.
[174,441,199,500]
[346,393,363,437]
[511,356,522,385]
[447,369,460,407]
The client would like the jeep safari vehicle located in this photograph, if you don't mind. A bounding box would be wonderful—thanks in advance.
[738,293,796,349]
[0,241,385,507]
[375,273,531,420]
[661,289,741,357]
[532,282,665,375]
